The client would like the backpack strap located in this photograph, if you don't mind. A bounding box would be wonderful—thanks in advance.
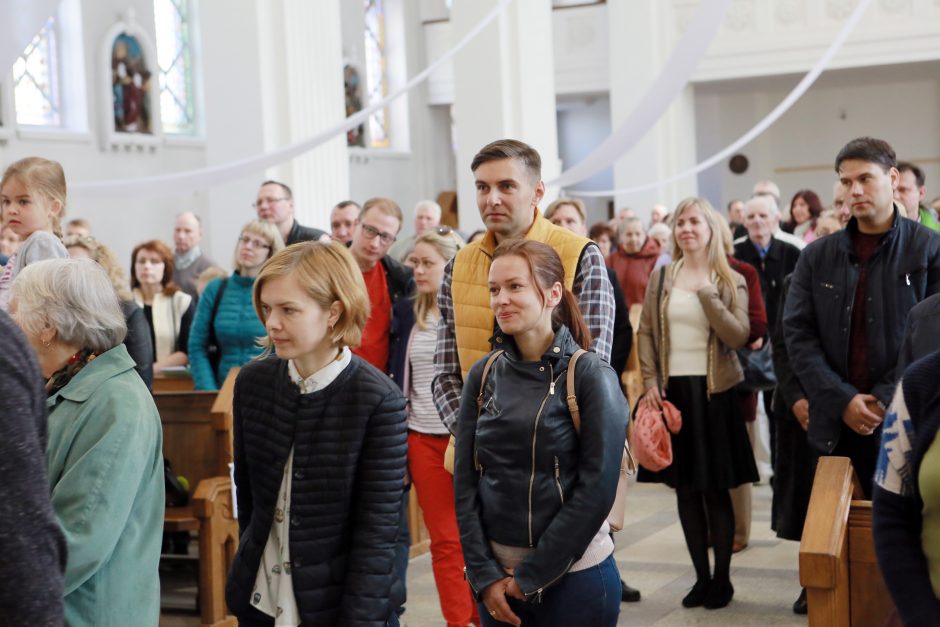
[476,350,505,411]
[566,349,588,433]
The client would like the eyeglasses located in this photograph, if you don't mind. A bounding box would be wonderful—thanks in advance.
[238,236,271,250]
[360,223,397,245]
[251,197,288,209]
[434,225,453,236]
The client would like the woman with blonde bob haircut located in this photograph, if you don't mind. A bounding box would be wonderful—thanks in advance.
[227,241,408,626]
[637,197,758,610]
[10,258,164,626]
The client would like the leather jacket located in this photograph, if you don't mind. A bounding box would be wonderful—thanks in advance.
[454,325,627,600]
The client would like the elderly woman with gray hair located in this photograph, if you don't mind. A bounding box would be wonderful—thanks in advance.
[10,258,164,627]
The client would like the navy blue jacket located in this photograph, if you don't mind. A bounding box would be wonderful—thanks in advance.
[380,255,415,390]
[783,208,940,453]
[227,355,408,625]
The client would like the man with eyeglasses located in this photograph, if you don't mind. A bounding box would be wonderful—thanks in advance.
[172,211,217,300]
[253,180,330,246]
[387,200,443,262]
[347,196,415,627]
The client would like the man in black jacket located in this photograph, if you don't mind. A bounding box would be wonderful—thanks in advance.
[783,137,940,497]
[254,180,330,245]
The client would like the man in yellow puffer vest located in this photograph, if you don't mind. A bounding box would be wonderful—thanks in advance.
[431,138,614,432]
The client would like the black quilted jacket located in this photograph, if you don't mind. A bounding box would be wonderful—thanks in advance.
[225,354,408,626]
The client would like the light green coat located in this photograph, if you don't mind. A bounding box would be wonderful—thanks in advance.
[46,344,164,627]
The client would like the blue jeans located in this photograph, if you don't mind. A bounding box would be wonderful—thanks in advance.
[478,554,620,627]
[388,488,411,627]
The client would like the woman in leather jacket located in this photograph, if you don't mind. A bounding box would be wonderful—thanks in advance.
[454,240,627,627]
[637,197,758,610]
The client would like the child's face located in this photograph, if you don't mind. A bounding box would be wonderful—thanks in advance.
[0,177,60,239]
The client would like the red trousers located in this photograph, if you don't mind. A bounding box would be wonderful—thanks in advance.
[408,431,480,627]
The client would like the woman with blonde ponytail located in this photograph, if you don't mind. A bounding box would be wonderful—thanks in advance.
[0,157,69,311]
[454,239,627,627]
[637,197,758,610]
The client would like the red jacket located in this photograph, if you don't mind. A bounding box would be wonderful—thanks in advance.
[606,237,661,307]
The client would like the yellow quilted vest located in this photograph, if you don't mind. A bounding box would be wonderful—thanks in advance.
[452,210,590,377]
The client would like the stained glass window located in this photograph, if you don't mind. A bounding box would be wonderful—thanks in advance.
[154,0,196,134]
[363,0,390,148]
[13,18,62,127]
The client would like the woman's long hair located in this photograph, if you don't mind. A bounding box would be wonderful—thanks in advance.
[410,229,463,330]
[670,197,738,309]
[491,239,592,350]
[788,189,824,230]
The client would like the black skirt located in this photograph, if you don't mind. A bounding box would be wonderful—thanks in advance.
[771,395,818,541]
[637,376,759,490]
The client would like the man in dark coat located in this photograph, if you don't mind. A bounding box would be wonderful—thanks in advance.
[254,180,330,246]
[784,136,940,497]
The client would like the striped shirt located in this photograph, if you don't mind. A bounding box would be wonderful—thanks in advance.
[407,314,448,434]
[432,244,614,433]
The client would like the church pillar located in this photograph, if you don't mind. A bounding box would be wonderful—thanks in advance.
[608,1,698,221]
[258,0,349,230]
[451,0,560,232]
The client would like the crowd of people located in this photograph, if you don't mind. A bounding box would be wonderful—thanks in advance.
[1,134,939,626]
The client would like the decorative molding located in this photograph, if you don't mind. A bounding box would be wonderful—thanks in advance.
[725,0,755,31]
[880,0,911,13]
[775,0,804,25]
[826,0,853,20]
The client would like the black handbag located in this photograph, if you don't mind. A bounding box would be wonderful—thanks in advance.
[736,342,777,391]
[206,278,229,375]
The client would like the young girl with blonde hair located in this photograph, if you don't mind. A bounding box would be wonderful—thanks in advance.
[0,157,69,310]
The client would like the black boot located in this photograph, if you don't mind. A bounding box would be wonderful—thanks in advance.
[703,578,734,609]
[681,579,710,608]
[793,588,808,615]
[621,580,641,603]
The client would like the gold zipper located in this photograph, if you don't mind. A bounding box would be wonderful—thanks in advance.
[528,363,561,547]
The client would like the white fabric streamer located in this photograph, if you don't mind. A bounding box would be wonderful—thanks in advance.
[567,0,874,198]
[546,0,732,189]
[1,0,62,78]
[72,0,514,198]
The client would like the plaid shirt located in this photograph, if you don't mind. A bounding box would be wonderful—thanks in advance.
[432,244,614,433]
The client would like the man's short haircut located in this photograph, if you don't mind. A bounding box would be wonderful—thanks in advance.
[261,180,293,200]
[333,200,360,213]
[67,218,91,230]
[618,216,645,238]
[361,197,404,227]
[470,139,542,182]
[588,222,613,242]
[897,161,926,188]
[544,198,586,223]
[176,211,202,226]
[745,193,780,217]
[835,137,897,173]
[726,199,742,211]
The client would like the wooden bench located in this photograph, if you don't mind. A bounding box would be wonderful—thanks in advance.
[799,456,897,627]
[157,369,239,627]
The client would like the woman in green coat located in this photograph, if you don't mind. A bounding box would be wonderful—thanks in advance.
[11,258,164,627]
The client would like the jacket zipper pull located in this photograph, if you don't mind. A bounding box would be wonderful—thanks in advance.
[906,273,911,286]
[549,380,555,395]
[554,457,560,479]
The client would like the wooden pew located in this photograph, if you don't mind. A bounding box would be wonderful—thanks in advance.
[157,368,239,627]
[799,456,896,627]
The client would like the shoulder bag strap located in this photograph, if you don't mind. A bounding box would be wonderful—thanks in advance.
[654,267,666,392]
[476,350,505,412]
[566,349,588,433]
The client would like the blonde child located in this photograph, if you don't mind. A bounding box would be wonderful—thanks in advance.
[0,157,69,310]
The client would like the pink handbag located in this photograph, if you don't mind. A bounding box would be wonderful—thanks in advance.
[628,397,682,472]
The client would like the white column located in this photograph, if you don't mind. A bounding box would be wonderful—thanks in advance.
[451,0,560,232]
[608,1,698,220]
[259,0,349,231]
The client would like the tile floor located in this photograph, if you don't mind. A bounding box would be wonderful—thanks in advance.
[161,481,808,626]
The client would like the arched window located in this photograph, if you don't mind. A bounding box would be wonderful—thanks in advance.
[13,18,62,127]
[363,0,390,148]
[154,0,197,135]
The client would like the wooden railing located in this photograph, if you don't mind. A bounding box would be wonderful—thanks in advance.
[799,456,896,627]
